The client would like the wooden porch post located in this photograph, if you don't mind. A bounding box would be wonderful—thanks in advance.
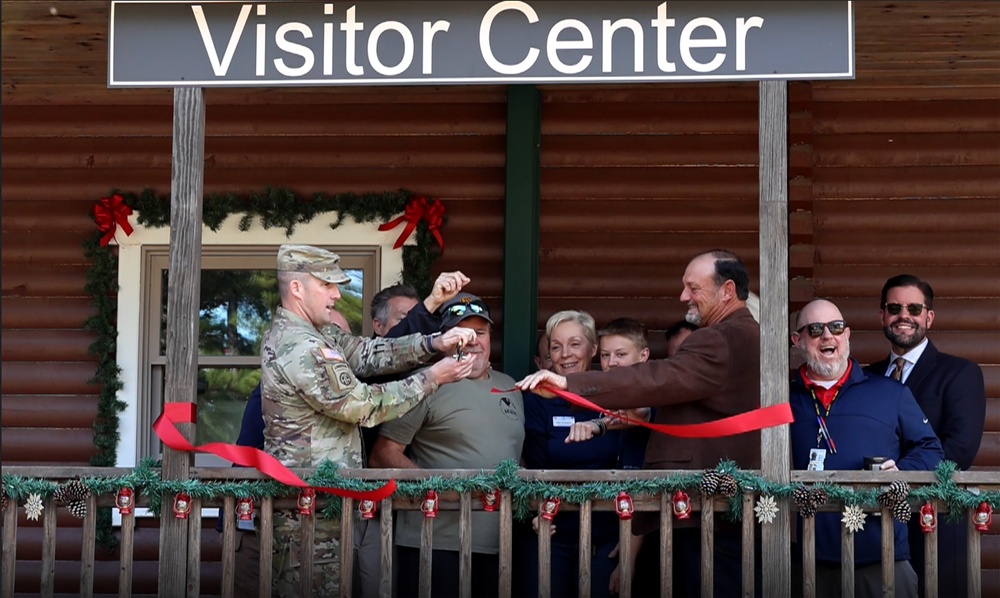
[157,87,206,598]
[758,79,791,597]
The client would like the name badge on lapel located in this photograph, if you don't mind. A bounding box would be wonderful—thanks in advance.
[552,415,575,428]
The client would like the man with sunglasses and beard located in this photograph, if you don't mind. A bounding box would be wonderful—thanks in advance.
[865,275,986,598]
[790,299,943,598]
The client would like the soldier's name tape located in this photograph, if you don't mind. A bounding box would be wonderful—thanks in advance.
[495,384,794,438]
[153,402,396,501]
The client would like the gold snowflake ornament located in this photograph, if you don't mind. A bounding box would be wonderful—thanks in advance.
[841,504,866,533]
[755,495,779,524]
[24,493,44,521]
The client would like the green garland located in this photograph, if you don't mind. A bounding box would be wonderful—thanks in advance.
[5,460,996,524]
[82,187,443,545]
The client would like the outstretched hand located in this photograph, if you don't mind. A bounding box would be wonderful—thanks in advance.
[515,369,568,398]
[425,271,470,313]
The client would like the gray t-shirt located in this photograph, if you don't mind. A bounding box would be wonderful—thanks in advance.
[379,370,525,553]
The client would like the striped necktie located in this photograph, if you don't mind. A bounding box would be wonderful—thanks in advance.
[891,357,906,382]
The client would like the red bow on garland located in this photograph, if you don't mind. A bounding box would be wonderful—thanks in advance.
[378,195,446,251]
[93,194,135,247]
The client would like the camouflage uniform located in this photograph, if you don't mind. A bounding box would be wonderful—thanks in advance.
[262,245,441,597]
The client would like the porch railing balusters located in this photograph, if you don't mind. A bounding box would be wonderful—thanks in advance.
[579,499,592,598]
[841,507,855,598]
[660,492,673,598]
[380,496,394,598]
[258,496,274,597]
[118,497,135,598]
[618,500,632,598]
[967,504,982,598]
[924,501,938,598]
[220,495,236,598]
[881,505,894,596]
[2,498,17,598]
[79,493,97,598]
[742,492,755,597]
[802,511,816,598]
[40,495,56,598]
[186,496,202,598]
[339,497,353,598]
[498,490,513,598]
[419,498,434,598]
[459,492,473,598]
[700,494,714,598]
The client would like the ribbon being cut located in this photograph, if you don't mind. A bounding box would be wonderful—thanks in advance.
[495,384,794,438]
[152,402,396,502]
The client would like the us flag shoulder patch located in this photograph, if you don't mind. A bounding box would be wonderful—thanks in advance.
[321,348,344,362]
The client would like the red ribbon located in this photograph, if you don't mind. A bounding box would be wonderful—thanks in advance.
[379,195,428,249]
[496,384,793,438]
[378,195,446,251]
[92,194,134,247]
[152,402,396,502]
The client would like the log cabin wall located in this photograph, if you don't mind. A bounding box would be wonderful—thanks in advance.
[1,0,997,594]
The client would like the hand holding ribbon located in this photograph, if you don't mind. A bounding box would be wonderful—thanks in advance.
[93,193,134,247]
[153,402,396,501]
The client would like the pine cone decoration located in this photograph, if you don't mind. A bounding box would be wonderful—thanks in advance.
[793,486,816,518]
[809,488,828,510]
[793,486,811,508]
[700,471,723,496]
[886,480,910,502]
[891,500,913,523]
[54,480,91,505]
[716,474,739,498]
[67,500,88,519]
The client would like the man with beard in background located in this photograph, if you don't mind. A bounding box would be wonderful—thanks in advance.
[790,299,942,598]
[865,275,985,598]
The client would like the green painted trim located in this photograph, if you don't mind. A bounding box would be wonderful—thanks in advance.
[502,85,541,380]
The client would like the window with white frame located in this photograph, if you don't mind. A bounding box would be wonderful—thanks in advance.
[113,214,410,472]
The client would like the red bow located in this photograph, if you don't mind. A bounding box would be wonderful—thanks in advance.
[153,402,396,502]
[424,199,445,251]
[378,195,446,251]
[93,194,134,247]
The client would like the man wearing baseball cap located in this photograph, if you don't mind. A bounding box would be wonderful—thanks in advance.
[370,292,525,598]
[261,244,476,597]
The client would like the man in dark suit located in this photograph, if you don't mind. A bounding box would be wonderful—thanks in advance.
[518,249,760,597]
[865,274,986,598]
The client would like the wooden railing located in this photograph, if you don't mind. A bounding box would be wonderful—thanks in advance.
[1,466,997,598]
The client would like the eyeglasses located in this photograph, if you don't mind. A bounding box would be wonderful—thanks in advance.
[884,303,928,316]
[446,302,486,317]
[796,320,847,338]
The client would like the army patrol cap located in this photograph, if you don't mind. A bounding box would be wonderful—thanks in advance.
[438,292,493,331]
[277,244,351,284]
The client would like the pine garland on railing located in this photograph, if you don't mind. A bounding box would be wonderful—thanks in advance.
[4,460,997,524]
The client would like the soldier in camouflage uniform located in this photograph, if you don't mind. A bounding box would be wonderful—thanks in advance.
[262,244,476,597]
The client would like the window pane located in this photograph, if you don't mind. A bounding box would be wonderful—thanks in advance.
[196,367,261,445]
[159,268,364,355]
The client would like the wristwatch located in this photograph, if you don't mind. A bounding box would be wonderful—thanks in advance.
[423,332,442,354]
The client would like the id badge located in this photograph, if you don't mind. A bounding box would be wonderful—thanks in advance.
[552,415,575,428]
[807,448,827,471]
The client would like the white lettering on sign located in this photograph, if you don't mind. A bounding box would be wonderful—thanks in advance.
[191,4,252,76]
[480,1,540,75]
[186,2,767,79]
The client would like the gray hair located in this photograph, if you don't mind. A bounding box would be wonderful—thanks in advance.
[545,310,598,348]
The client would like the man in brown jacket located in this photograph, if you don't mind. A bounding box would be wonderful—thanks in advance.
[517,249,760,597]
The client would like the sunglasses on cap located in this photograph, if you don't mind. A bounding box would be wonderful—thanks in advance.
[884,303,928,317]
[446,302,487,317]
[796,320,847,338]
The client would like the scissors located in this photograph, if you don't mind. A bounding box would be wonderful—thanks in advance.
[455,339,465,361]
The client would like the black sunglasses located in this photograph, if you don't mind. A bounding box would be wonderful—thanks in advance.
[446,302,486,317]
[796,320,847,338]
[884,303,927,317]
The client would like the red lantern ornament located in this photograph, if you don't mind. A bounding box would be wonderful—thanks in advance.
[615,491,634,521]
[359,499,377,520]
[421,490,439,519]
[115,487,135,515]
[672,490,691,520]
[297,489,316,515]
[173,492,192,519]
[919,502,936,534]
[539,497,561,521]
[481,489,499,513]
[973,502,993,532]
[237,497,254,521]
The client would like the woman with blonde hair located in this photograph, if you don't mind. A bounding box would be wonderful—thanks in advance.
[518,310,639,598]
